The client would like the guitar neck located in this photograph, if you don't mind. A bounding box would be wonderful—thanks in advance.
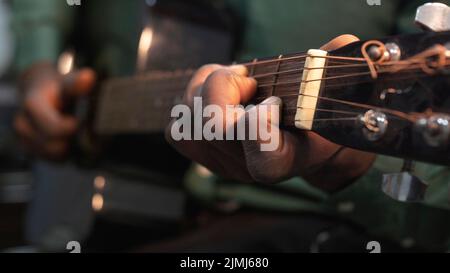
[94,70,194,134]
[86,31,450,166]
[93,52,308,135]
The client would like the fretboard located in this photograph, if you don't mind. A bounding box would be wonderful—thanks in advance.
[94,52,310,135]
[89,29,450,167]
[95,70,193,134]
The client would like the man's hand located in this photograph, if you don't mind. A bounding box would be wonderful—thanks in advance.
[14,62,96,160]
[166,35,376,192]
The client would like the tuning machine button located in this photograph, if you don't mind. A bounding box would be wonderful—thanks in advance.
[382,160,428,202]
[358,110,388,141]
[415,114,450,147]
[367,42,401,62]
[415,3,450,32]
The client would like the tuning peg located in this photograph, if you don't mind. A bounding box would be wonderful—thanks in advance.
[415,2,450,32]
[382,160,428,202]
[415,115,450,148]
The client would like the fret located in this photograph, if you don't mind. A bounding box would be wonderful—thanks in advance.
[95,53,312,134]
[95,70,192,134]
[271,55,283,96]
[241,52,309,127]
[249,58,258,77]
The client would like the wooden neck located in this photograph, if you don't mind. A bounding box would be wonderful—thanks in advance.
[93,52,310,135]
[90,31,450,167]
[94,70,194,134]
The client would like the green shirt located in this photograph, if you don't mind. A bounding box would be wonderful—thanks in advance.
[11,0,450,251]
[11,0,74,72]
[11,0,141,76]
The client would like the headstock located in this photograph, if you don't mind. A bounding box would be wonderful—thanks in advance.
[313,31,450,166]
[245,25,450,202]
[307,2,450,203]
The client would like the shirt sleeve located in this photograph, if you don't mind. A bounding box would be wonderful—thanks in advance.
[10,0,75,72]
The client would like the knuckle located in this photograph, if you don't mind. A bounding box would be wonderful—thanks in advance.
[192,64,223,84]
[197,64,222,76]
[206,69,239,90]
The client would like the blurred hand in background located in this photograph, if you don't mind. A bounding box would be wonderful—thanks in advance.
[14,62,95,160]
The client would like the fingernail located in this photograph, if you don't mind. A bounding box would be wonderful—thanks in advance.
[228,65,248,75]
[260,96,282,106]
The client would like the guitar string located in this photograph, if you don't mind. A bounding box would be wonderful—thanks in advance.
[124,43,447,86]
[131,46,446,125]
[252,63,372,79]
[251,60,442,81]
[295,117,359,122]
[247,45,448,85]
[241,45,445,68]
[126,65,425,95]
[254,69,434,95]
[288,107,361,116]
[131,68,433,124]
[144,73,432,124]
[100,44,446,134]
[239,53,366,67]
[276,93,417,122]
[254,62,446,88]
[122,55,445,91]
[257,72,373,88]
[132,64,429,102]
[128,60,438,89]
[294,113,406,124]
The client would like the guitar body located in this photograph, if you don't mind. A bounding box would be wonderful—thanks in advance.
[80,15,450,169]
[79,0,235,177]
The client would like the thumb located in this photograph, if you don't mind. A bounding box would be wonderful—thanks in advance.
[242,96,282,154]
[63,68,97,97]
[242,96,302,183]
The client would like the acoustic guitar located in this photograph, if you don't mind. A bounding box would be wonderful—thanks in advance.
[69,3,450,202]
[91,32,450,167]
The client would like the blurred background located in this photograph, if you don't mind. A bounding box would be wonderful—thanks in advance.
[1,0,449,253]
[0,0,234,252]
[0,0,30,250]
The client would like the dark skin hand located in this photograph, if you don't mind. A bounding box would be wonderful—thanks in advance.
[166,35,376,192]
[14,36,375,192]
[14,62,96,160]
